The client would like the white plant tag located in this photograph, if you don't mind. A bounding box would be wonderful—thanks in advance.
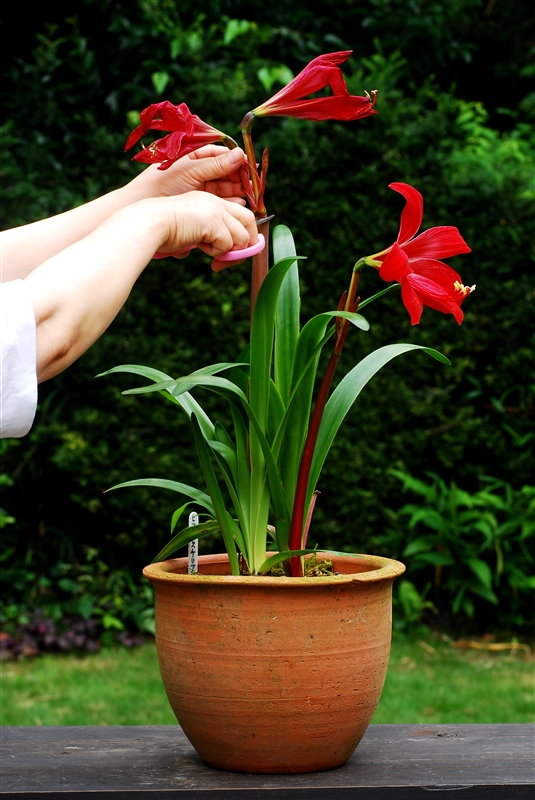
[188,512,199,574]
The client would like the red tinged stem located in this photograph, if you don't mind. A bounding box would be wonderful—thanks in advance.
[251,218,271,322]
[289,269,361,576]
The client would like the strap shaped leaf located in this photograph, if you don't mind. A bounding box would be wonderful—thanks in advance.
[273,225,300,406]
[152,519,221,563]
[105,478,215,516]
[306,344,450,510]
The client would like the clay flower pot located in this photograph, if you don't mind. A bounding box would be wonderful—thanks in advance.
[143,552,405,774]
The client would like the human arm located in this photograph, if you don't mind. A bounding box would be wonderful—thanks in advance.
[24,191,256,382]
[1,146,246,282]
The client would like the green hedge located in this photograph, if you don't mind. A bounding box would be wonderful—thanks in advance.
[1,0,533,632]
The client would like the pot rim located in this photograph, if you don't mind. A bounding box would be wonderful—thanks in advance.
[143,551,405,587]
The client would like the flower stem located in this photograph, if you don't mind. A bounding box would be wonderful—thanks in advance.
[241,113,263,215]
[241,111,267,218]
[251,218,270,322]
[288,263,363,576]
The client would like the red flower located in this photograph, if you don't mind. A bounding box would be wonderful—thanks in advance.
[251,51,377,121]
[377,183,474,325]
[125,101,230,170]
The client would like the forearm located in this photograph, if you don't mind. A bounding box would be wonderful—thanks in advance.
[1,183,148,282]
[24,200,165,383]
[1,148,245,282]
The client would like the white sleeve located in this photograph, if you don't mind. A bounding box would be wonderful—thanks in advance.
[0,280,37,438]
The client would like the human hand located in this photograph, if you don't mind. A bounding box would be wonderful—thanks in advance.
[155,191,257,269]
[130,146,247,204]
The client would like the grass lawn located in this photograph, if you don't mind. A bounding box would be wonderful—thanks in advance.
[1,633,533,726]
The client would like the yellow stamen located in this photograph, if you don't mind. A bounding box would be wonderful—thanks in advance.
[454,281,476,296]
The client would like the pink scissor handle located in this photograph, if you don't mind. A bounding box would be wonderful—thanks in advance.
[153,234,265,262]
[215,234,265,261]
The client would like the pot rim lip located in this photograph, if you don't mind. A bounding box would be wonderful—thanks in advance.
[143,551,405,586]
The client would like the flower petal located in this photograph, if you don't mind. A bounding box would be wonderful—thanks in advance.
[258,94,377,121]
[403,226,472,260]
[126,103,228,168]
[406,274,464,324]
[131,133,210,169]
[400,278,424,325]
[389,183,424,245]
[408,258,462,288]
[256,51,353,111]
[379,243,411,282]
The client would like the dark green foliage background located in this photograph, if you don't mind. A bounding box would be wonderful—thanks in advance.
[1,0,533,631]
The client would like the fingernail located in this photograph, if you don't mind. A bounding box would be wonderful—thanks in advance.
[228,148,243,163]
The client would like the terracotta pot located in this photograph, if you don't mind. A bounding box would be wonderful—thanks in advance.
[143,552,405,774]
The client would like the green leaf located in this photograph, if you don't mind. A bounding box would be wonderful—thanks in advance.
[96,363,215,440]
[290,316,335,396]
[152,519,221,563]
[96,363,173,382]
[307,344,450,509]
[406,508,449,534]
[208,440,237,483]
[151,71,170,95]
[122,371,248,401]
[230,404,250,527]
[250,254,307,431]
[389,469,435,499]
[268,379,285,442]
[190,414,241,575]
[214,420,235,449]
[271,311,367,512]
[257,64,294,92]
[223,18,251,46]
[105,478,215,516]
[402,536,437,557]
[468,582,498,605]
[468,558,493,589]
[273,315,335,508]
[154,369,292,555]
[247,251,306,559]
[170,503,192,535]
[273,225,300,406]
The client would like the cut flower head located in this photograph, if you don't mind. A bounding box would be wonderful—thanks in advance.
[124,101,233,170]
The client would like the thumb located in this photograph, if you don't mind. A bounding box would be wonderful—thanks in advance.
[189,147,244,181]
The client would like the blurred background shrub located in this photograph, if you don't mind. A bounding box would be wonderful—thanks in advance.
[1,0,533,645]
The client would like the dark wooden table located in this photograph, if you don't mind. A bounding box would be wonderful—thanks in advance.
[1,724,533,799]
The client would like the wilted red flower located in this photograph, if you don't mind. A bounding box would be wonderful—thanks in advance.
[376,183,473,325]
[125,101,230,170]
[251,51,377,121]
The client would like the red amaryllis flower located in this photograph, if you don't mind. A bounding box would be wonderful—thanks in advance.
[125,101,231,170]
[251,51,377,121]
[376,183,474,325]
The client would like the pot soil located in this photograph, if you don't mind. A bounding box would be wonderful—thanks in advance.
[143,552,405,774]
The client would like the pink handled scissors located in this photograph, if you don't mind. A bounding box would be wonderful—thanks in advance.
[152,234,265,262]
